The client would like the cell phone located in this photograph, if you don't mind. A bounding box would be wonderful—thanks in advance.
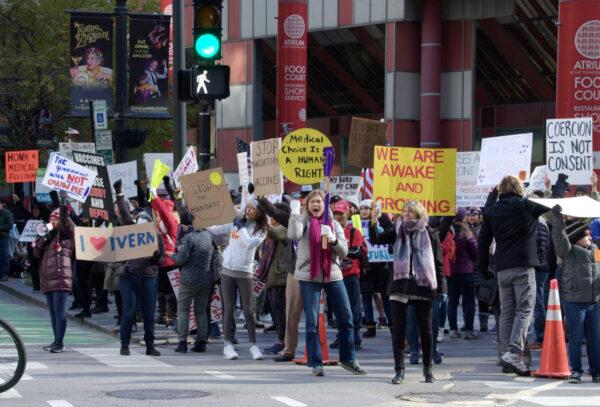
[375,201,382,211]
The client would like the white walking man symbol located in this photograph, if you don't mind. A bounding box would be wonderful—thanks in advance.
[196,70,210,94]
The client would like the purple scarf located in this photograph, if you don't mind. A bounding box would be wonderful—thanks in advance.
[309,217,332,280]
[393,218,437,289]
[255,238,276,283]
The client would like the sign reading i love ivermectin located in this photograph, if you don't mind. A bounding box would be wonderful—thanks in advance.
[75,222,158,262]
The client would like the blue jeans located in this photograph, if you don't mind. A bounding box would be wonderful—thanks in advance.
[119,272,158,347]
[0,236,10,278]
[45,291,69,344]
[563,301,600,375]
[533,269,548,343]
[408,296,441,355]
[342,275,362,345]
[300,279,356,367]
[448,273,476,331]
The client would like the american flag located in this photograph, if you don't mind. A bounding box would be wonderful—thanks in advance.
[236,137,252,181]
[360,168,374,199]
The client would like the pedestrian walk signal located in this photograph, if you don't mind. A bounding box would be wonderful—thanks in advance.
[177,65,230,101]
[194,0,222,62]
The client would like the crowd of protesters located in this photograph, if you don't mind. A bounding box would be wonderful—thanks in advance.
[1,170,600,384]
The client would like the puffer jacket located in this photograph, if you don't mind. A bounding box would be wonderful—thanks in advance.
[287,210,348,283]
[552,211,600,303]
[265,225,291,288]
[451,223,477,274]
[536,219,550,269]
[34,205,74,293]
[172,229,214,286]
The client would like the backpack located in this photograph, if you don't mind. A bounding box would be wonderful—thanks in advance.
[440,229,456,278]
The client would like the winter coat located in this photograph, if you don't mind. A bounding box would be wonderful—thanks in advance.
[151,197,179,268]
[287,210,348,283]
[478,193,549,274]
[265,225,291,288]
[451,224,477,274]
[552,211,600,303]
[208,221,266,276]
[360,215,393,293]
[536,219,550,270]
[0,208,13,238]
[340,224,367,278]
[172,229,214,286]
[33,205,74,293]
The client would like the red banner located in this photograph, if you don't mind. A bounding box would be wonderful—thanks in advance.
[557,0,600,150]
[276,0,308,139]
[160,0,173,79]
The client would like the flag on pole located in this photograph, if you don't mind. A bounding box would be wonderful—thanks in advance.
[360,168,374,199]
[65,127,79,135]
[236,137,252,178]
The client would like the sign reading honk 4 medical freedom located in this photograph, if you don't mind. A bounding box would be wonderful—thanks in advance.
[75,222,158,262]
[373,146,456,216]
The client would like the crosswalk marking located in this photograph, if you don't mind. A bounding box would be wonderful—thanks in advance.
[204,370,235,379]
[0,361,47,371]
[73,347,173,368]
[270,396,307,407]
[47,401,75,407]
[521,397,600,406]
[0,388,21,398]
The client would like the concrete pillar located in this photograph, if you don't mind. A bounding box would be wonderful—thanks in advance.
[420,0,442,147]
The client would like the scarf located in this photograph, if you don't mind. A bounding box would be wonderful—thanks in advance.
[393,218,437,289]
[309,217,332,280]
[255,238,276,283]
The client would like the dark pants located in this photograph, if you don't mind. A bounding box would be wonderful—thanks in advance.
[77,263,92,312]
[533,268,548,344]
[29,255,40,291]
[45,291,69,344]
[0,236,10,278]
[268,286,287,342]
[119,272,158,347]
[158,267,177,319]
[362,291,392,326]
[92,272,108,308]
[563,301,600,375]
[408,296,441,355]
[392,299,432,370]
[342,275,363,346]
[448,273,476,331]
[114,290,123,324]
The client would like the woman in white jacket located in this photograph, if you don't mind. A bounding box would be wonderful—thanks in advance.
[209,199,267,360]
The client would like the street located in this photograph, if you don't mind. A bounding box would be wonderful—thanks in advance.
[1,293,599,407]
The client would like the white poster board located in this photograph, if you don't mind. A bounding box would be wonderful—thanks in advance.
[107,161,138,199]
[173,147,199,187]
[456,152,489,207]
[525,165,550,195]
[42,153,97,203]
[19,220,44,243]
[58,142,96,160]
[320,176,362,201]
[477,133,533,186]
[546,118,593,185]
[530,196,600,218]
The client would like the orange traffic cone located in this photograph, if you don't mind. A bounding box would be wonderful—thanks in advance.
[294,291,338,366]
[532,279,570,379]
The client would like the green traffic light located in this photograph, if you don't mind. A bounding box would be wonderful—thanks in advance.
[195,33,220,59]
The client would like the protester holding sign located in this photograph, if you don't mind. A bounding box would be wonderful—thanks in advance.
[207,199,267,361]
[369,200,444,384]
[288,190,367,377]
[33,191,74,354]
[25,204,49,291]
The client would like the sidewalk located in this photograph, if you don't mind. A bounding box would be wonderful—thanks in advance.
[0,277,178,345]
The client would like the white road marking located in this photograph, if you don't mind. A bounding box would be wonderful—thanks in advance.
[0,388,21,398]
[21,373,33,380]
[513,376,535,382]
[521,397,600,406]
[73,347,172,368]
[204,370,235,379]
[270,396,307,407]
[443,382,455,390]
[47,401,75,407]
[485,381,562,405]
[0,361,47,371]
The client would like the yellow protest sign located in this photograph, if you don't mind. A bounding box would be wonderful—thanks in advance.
[150,159,171,189]
[372,146,456,216]
[278,128,332,185]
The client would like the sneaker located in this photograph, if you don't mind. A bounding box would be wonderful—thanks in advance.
[263,325,277,334]
[273,354,294,362]
[500,351,530,376]
[120,346,130,356]
[449,330,461,339]
[592,374,600,383]
[146,346,161,356]
[329,339,340,349]
[433,351,443,365]
[312,365,324,376]
[529,342,543,351]
[92,305,109,314]
[340,360,367,375]
[377,318,388,329]
[111,324,120,333]
[569,371,582,383]
[50,343,64,353]
[249,344,264,360]
[75,310,91,319]
[263,343,285,355]
[464,330,480,340]
[175,341,188,353]
[223,344,239,360]
[43,342,56,351]
[191,341,206,353]
[437,327,444,343]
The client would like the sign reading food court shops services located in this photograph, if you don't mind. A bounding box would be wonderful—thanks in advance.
[546,118,593,185]
[278,128,332,185]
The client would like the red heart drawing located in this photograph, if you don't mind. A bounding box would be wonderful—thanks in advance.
[90,237,107,251]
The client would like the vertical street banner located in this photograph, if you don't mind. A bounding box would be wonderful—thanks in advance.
[557,0,600,151]
[5,150,38,183]
[128,15,171,118]
[69,13,113,117]
[546,118,593,184]
[372,146,456,216]
[72,151,115,221]
[160,0,174,79]
[276,0,308,138]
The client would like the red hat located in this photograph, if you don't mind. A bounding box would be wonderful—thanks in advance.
[333,200,350,214]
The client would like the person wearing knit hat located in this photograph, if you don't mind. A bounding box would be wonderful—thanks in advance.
[346,196,360,215]
[551,204,600,383]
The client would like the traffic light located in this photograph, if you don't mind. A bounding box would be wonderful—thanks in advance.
[193,0,222,62]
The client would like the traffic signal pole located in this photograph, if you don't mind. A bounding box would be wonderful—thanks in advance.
[173,0,187,166]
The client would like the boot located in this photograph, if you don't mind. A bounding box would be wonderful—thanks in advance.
[362,325,376,338]
[392,368,405,384]
[479,312,489,333]
[423,364,435,383]
[191,341,207,353]
[174,341,188,353]
[146,345,161,356]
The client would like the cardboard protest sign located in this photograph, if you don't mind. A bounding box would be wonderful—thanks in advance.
[179,168,236,229]
[5,150,38,183]
[19,220,45,243]
[173,147,198,187]
[107,161,138,199]
[278,128,332,185]
[72,151,115,221]
[35,175,52,203]
[530,196,600,218]
[456,152,489,208]
[75,222,158,262]
[372,146,456,216]
[251,138,283,196]
[58,142,96,160]
[347,117,388,169]
[42,153,97,203]
[361,220,393,263]
[320,176,362,201]
[143,153,173,191]
[210,286,223,322]
[525,165,550,195]
[546,118,593,185]
[477,133,532,186]
[167,269,197,331]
